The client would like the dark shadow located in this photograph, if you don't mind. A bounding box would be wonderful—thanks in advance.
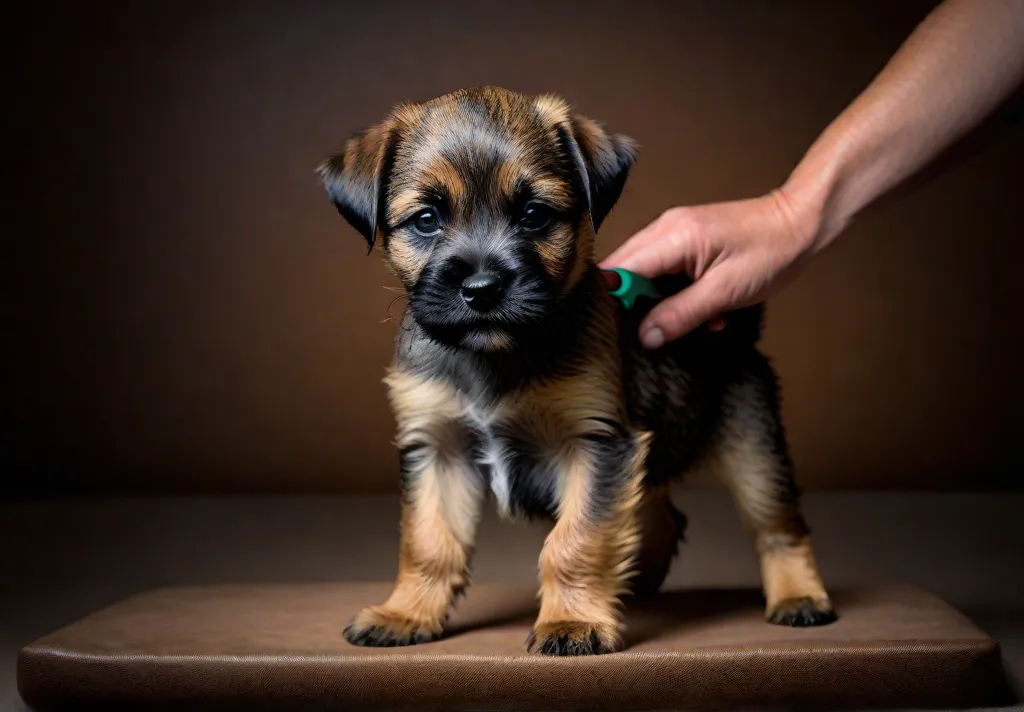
[441,586,776,644]
[444,607,539,637]
[441,587,774,641]
[443,590,538,637]
[619,586,769,649]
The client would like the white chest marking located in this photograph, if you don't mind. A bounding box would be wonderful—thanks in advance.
[463,402,513,516]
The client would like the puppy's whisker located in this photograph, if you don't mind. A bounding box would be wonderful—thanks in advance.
[383,293,410,324]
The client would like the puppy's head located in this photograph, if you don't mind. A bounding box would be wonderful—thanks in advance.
[316,86,637,352]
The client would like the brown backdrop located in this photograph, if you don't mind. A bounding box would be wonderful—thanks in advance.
[5,0,1022,496]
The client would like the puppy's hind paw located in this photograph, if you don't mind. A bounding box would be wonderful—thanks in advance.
[342,606,444,647]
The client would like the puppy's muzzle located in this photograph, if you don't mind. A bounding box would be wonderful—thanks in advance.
[461,271,504,312]
[440,256,514,315]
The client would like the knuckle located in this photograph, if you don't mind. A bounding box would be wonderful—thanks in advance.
[659,208,700,252]
[665,206,698,234]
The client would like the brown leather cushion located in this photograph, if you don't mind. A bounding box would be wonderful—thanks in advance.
[18,582,1011,710]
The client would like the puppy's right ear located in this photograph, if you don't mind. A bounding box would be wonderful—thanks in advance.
[562,115,639,234]
[315,121,399,254]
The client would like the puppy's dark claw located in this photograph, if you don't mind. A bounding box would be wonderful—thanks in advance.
[342,607,443,647]
[526,621,618,656]
[767,596,837,627]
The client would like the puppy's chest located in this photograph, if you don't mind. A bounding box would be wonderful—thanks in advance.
[459,400,560,521]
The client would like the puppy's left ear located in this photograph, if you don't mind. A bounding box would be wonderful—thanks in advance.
[560,115,638,232]
[315,120,400,254]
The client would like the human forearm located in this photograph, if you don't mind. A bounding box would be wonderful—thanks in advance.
[781,0,1024,252]
[602,0,1024,347]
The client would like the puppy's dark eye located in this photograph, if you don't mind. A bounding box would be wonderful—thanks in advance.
[411,208,441,236]
[519,204,553,233]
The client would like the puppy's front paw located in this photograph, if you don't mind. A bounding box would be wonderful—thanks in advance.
[526,621,619,656]
[767,596,837,627]
[343,606,444,647]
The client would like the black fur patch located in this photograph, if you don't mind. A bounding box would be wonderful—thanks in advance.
[496,428,559,521]
[579,431,641,524]
[397,442,429,502]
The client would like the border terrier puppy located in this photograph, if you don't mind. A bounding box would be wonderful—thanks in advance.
[316,86,836,656]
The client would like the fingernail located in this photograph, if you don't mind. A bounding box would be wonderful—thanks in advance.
[641,327,664,349]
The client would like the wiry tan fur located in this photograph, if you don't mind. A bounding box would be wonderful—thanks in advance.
[529,430,650,653]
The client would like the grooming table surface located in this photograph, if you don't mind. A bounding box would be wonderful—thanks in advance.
[17,582,1009,711]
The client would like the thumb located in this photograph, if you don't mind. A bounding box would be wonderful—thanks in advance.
[638,276,726,348]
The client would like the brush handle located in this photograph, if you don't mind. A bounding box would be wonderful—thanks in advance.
[601,268,663,310]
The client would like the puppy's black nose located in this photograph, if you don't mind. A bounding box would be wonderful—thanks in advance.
[461,271,503,311]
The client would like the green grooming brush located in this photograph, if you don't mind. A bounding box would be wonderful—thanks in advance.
[600,267,663,310]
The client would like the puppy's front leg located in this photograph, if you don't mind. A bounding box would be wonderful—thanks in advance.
[344,373,485,647]
[344,437,483,646]
[527,429,650,656]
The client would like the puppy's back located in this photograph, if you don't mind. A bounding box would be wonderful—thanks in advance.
[616,271,768,449]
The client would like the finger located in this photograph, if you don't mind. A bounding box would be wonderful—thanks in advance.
[638,277,725,348]
[611,226,692,279]
[599,217,668,269]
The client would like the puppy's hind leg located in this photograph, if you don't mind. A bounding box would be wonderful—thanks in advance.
[710,354,836,627]
[629,485,687,597]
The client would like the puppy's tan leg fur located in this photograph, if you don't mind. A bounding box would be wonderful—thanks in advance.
[527,435,649,655]
[707,435,835,626]
[344,370,484,646]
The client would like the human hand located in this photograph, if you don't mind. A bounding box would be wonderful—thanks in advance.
[599,189,822,349]
[599,0,1024,350]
